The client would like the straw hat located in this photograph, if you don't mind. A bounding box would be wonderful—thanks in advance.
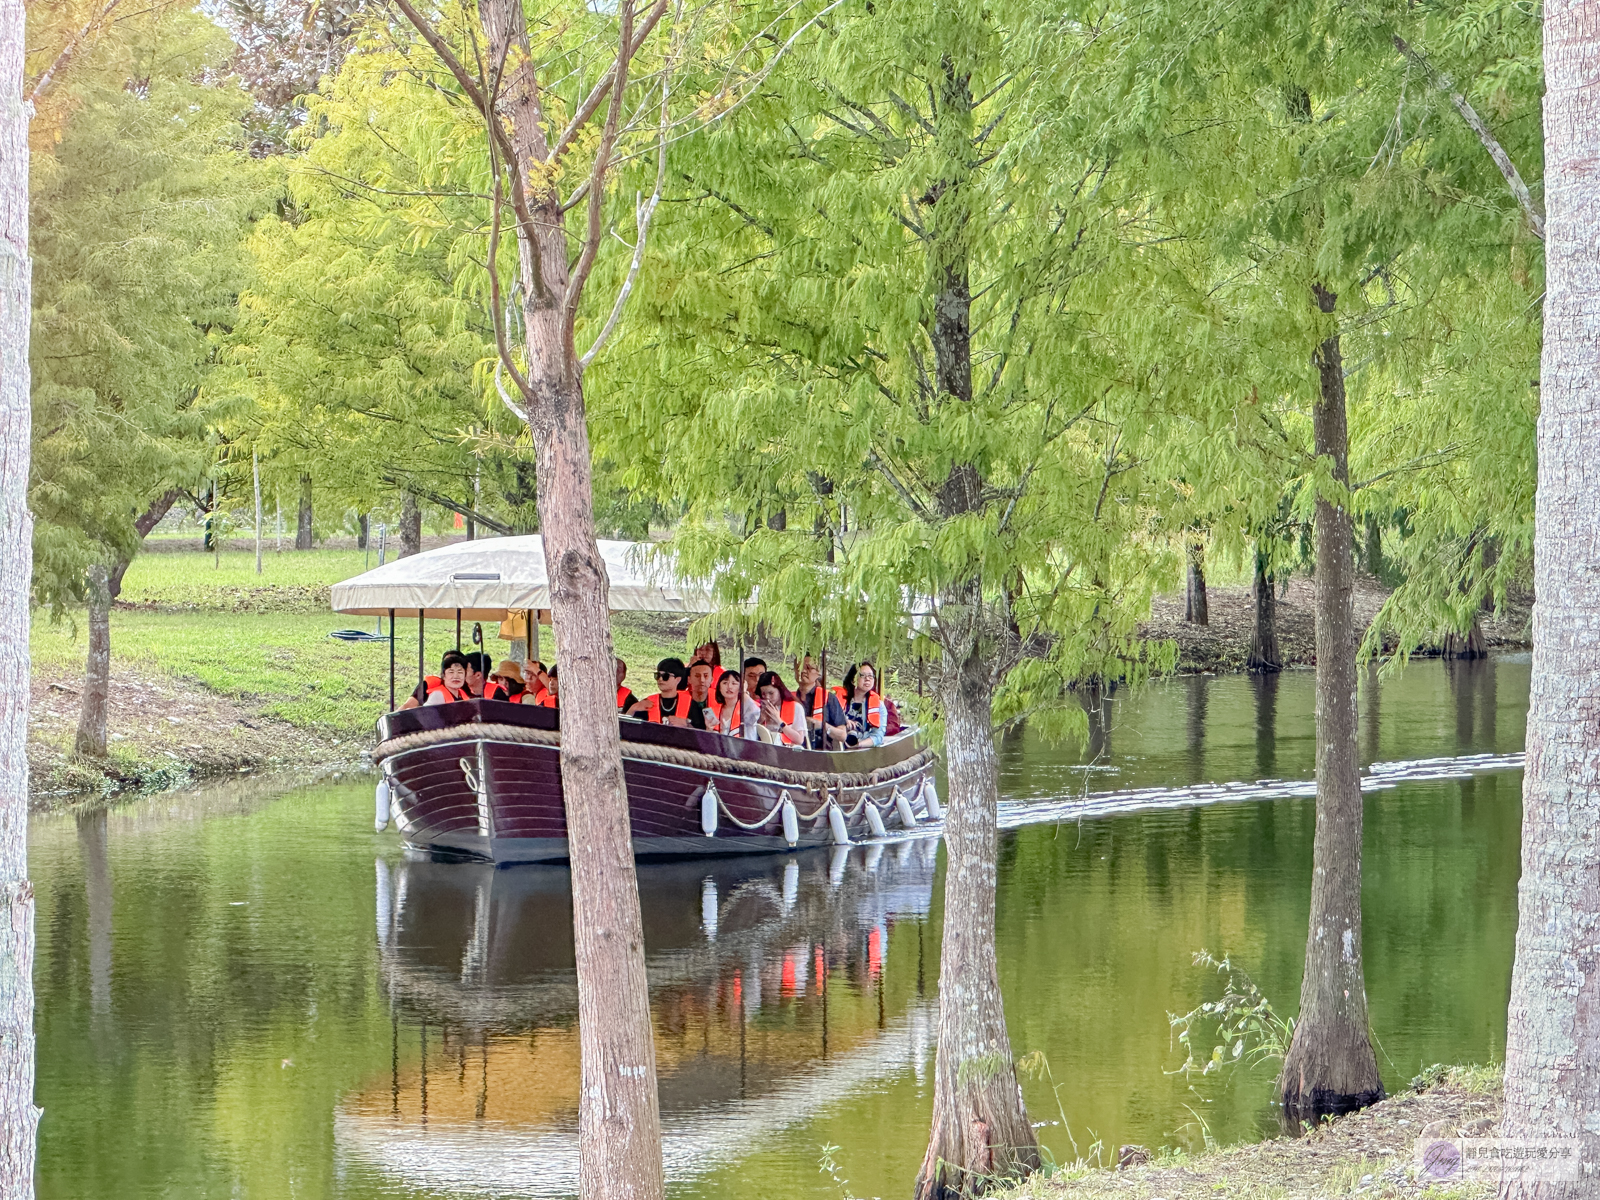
[494,660,526,684]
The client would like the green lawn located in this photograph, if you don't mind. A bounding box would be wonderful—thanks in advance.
[36,548,681,739]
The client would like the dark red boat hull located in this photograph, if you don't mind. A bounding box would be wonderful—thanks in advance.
[375,700,939,864]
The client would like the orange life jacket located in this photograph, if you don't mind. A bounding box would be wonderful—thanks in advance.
[617,686,635,712]
[424,676,470,704]
[806,686,830,721]
[484,679,517,702]
[539,690,558,708]
[642,691,691,722]
[778,698,801,745]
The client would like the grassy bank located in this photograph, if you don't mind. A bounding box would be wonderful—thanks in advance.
[29,547,680,803]
[1004,1065,1502,1199]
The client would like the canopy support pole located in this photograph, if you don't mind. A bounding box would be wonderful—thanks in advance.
[455,610,462,652]
[388,608,396,712]
[418,610,425,691]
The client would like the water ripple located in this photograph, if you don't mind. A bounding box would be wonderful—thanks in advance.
[997,751,1526,830]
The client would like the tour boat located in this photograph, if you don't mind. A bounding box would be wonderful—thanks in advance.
[335,537,941,864]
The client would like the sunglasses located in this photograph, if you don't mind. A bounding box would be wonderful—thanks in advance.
[656,672,674,680]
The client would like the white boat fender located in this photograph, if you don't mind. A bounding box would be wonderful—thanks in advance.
[922,778,944,821]
[781,798,800,847]
[374,780,390,833]
[700,783,719,837]
[374,859,392,947]
[896,789,919,829]
[828,802,851,846]
[829,844,850,886]
[865,801,887,840]
[701,877,718,940]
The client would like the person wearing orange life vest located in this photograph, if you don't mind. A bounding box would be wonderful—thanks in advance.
[629,657,693,725]
[615,657,638,713]
[534,664,559,707]
[684,660,718,730]
[795,654,849,750]
[483,660,526,702]
[709,667,758,738]
[754,672,807,746]
[839,661,887,747]
[692,641,727,688]
[398,649,472,709]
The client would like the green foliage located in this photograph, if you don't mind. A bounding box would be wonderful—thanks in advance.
[597,0,1191,727]
[221,9,668,538]
[29,6,274,607]
[1074,0,1543,642]
[222,26,524,530]
[1168,951,1295,1081]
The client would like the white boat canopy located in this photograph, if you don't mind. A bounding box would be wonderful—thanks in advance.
[330,537,712,620]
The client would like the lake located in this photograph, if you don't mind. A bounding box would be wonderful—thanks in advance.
[31,655,1527,1198]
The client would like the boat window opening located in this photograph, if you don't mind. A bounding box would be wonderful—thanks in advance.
[450,572,502,581]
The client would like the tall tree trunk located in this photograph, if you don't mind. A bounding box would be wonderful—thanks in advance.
[74,492,177,758]
[295,472,313,549]
[1247,547,1281,671]
[915,58,1036,1200]
[1441,619,1487,660]
[1500,3,1600,1192]
[74,562,119,757]
[1362,513,1383,578]
[917,631,1040,1200]
[1184,536,1208,625]
[1279,285,1383,1123]
[399,492,421,559]
[476,2,664,1197]
[0,0,38,1185]
[253,450,263,575]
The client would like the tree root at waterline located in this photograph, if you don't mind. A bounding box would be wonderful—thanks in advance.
[913,1071,1040,1200]
[1279,1016,1385,1127]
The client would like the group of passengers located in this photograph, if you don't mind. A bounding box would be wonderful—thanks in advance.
[402,640,896,751]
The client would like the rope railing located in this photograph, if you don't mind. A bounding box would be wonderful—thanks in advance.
[373,720,936,789]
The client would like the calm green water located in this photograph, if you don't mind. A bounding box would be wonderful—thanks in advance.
[32,656,1527,1198]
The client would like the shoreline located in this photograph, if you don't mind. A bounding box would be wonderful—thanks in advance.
[1008,1066,1502,1199]
[26,662,365,809]
[1143,574,1531,674]
[28,569,1532,810]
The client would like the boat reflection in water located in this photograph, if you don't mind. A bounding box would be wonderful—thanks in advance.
[338,840,940,1196]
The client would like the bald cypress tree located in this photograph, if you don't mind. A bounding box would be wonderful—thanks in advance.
[28,6,269,756]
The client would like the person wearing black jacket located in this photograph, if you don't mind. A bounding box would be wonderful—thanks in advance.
[795,655,848,749]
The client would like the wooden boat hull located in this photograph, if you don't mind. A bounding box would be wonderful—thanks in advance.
[374,700,939,864]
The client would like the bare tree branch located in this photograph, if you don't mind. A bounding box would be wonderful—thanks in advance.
[581,11,676,369]
[28,0,121,105]
[388,0,552,301]
[550,0,670,163]
[565,0,639,325]
[1393,34,1545,240]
